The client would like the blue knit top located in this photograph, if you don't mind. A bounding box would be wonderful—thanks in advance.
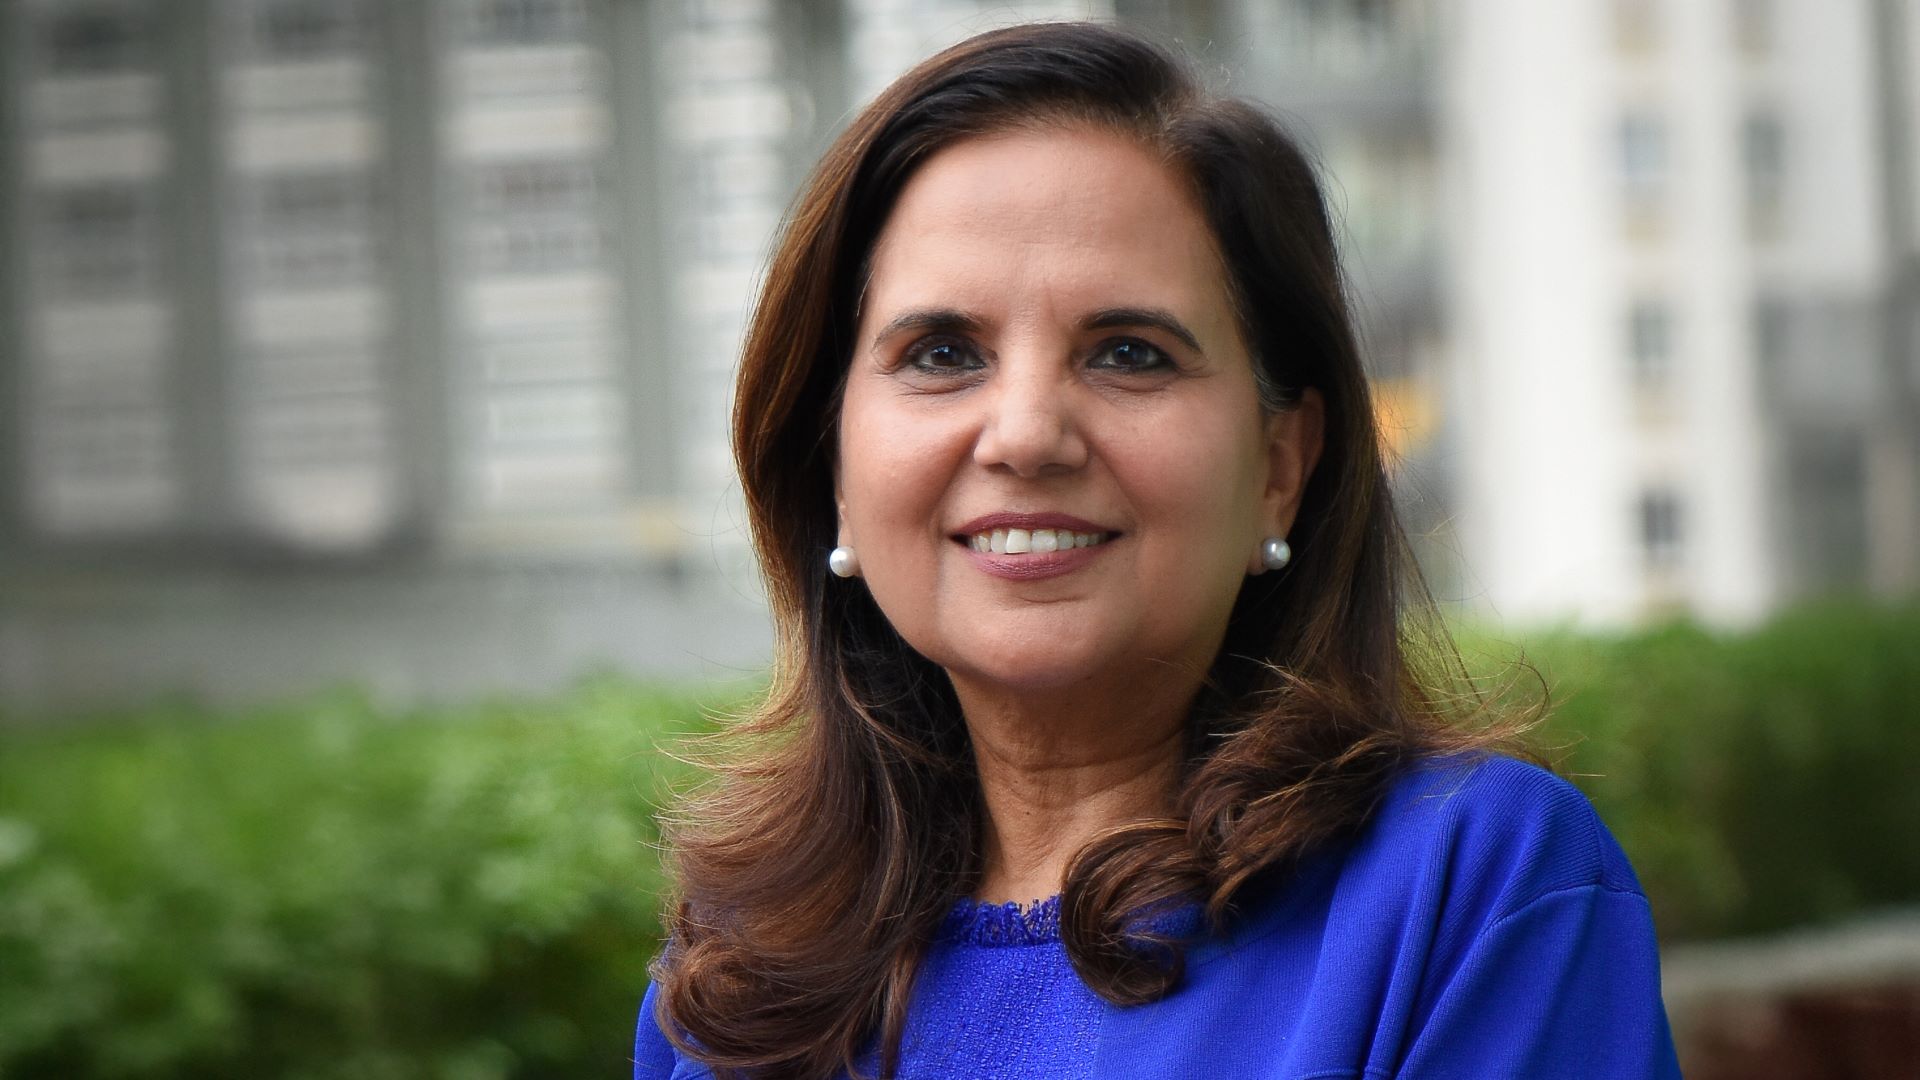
[634,755,1683,1078]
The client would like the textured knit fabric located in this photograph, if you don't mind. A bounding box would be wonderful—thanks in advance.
[632,755,1683,1079]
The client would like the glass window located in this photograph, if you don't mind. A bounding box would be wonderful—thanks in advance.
[1638,488,1684,570]
[241,171,380,288]
[1753,296,1791,395]
[245,0,366,59]
[1628,299,1672,386]
[38,184,159,295]
[457,0,590,47]
[1743,108,1786,238]
[1734,0,1774,56]
[1613,0,1659,54]
[42,3,149,75]
[470,220,602,275]
[1619,110,1669,236]
[467,158,598,216]
[253,171,369,227]
[1619,112,1668,195]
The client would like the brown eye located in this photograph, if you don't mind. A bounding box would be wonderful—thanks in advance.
[903,337,984,374]
[1089,339,1172,372]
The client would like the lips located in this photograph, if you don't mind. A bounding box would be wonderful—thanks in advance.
[952,512,1115,536]
[950,513,1120,578]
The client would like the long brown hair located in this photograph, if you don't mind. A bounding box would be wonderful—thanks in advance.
[654,21,1528,1079]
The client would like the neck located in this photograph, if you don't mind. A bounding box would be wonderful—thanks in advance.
[955,677,1194,905]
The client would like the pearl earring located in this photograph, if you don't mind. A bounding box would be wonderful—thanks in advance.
[828,545,860,578]
[1259,537,1292,572]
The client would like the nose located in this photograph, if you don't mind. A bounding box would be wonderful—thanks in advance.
[971,358,1089,478]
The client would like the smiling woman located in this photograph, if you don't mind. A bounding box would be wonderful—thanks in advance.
[838,127,1315,724]
[635,22,1681,1080]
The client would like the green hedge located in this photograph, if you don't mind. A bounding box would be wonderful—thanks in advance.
[0,679,722,1079]
[0,601,1914,1077]
[1478,599,1920,941]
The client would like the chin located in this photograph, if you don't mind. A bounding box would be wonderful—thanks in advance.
[927,639,1122,697]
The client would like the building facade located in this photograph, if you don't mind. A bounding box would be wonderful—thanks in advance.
[0,0,1908,711]
[1444,0,1918,625]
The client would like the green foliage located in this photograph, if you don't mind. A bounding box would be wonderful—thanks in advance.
[0,601,1913,1076]
[1459,599,1920,941]
[0,678,726,1079]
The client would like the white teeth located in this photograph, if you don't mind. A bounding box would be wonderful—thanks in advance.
[966,527,1110,554]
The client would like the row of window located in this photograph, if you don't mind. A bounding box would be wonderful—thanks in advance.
[31,152,609,296]
[1624,296,1791,389]
[31,0,596,74]
[1614,0,1776,58]
[1627,435,1870,591]
[1617,107,1786,239]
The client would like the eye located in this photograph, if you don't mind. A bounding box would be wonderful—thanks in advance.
[901,336,985,375]
[1088,338,1173,372]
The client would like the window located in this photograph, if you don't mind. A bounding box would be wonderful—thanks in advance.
[1613,0,1660,54]
[1743,109,1786,239]
[245,0,366,59]
[1638,489,1684,570]
[1620,112,1668,196]
[1619,111,1669,235]
[467,158,598,216]
[1753,296,1792,397]
[1784,431,1868,590]
[252,171,365,227]
[1628,299,1673,387]
[39,184,159,295]
[1734,0,1774,57]
[457,0,590,47]
[1303,0,1393,33]
[470,220,602,274]
[42,4,149,75]
[242,171,380,288]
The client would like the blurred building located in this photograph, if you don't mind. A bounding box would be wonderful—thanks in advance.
[1445,0,1919,624]
[0,0,1911,712]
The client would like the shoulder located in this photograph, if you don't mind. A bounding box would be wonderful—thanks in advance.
[1173,756,1676,1076]
[1211,753,1646,958]
[633,981,690,1079]
[1350,753,1647,937]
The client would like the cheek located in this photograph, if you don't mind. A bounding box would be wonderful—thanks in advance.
[1120,416,1266,524]
[1110,424,1268,584]
[836,393,961,548]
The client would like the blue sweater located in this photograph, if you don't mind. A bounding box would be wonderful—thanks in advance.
[634,756,1682,1078]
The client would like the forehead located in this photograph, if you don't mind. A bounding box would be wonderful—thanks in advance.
[862,126,1235,322]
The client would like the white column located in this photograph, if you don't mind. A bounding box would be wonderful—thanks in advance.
[1441,0,1637,625]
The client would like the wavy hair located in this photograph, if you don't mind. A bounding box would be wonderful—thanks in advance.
[653,21,1531,1079]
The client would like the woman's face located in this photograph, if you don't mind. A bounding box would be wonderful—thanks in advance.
[836,125,1321,702]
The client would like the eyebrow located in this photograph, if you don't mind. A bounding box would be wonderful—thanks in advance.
[869,308,986,348]
[869,306,1205,354]
[1083,307,1204,355]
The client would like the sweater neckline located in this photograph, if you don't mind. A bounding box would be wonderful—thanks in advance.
[938,893,1209,948]
[940,895,1064,946]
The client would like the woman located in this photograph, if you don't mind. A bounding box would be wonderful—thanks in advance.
[636,21,1680,1080]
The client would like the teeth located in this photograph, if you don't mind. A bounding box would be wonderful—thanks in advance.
[966,527,1110,554]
